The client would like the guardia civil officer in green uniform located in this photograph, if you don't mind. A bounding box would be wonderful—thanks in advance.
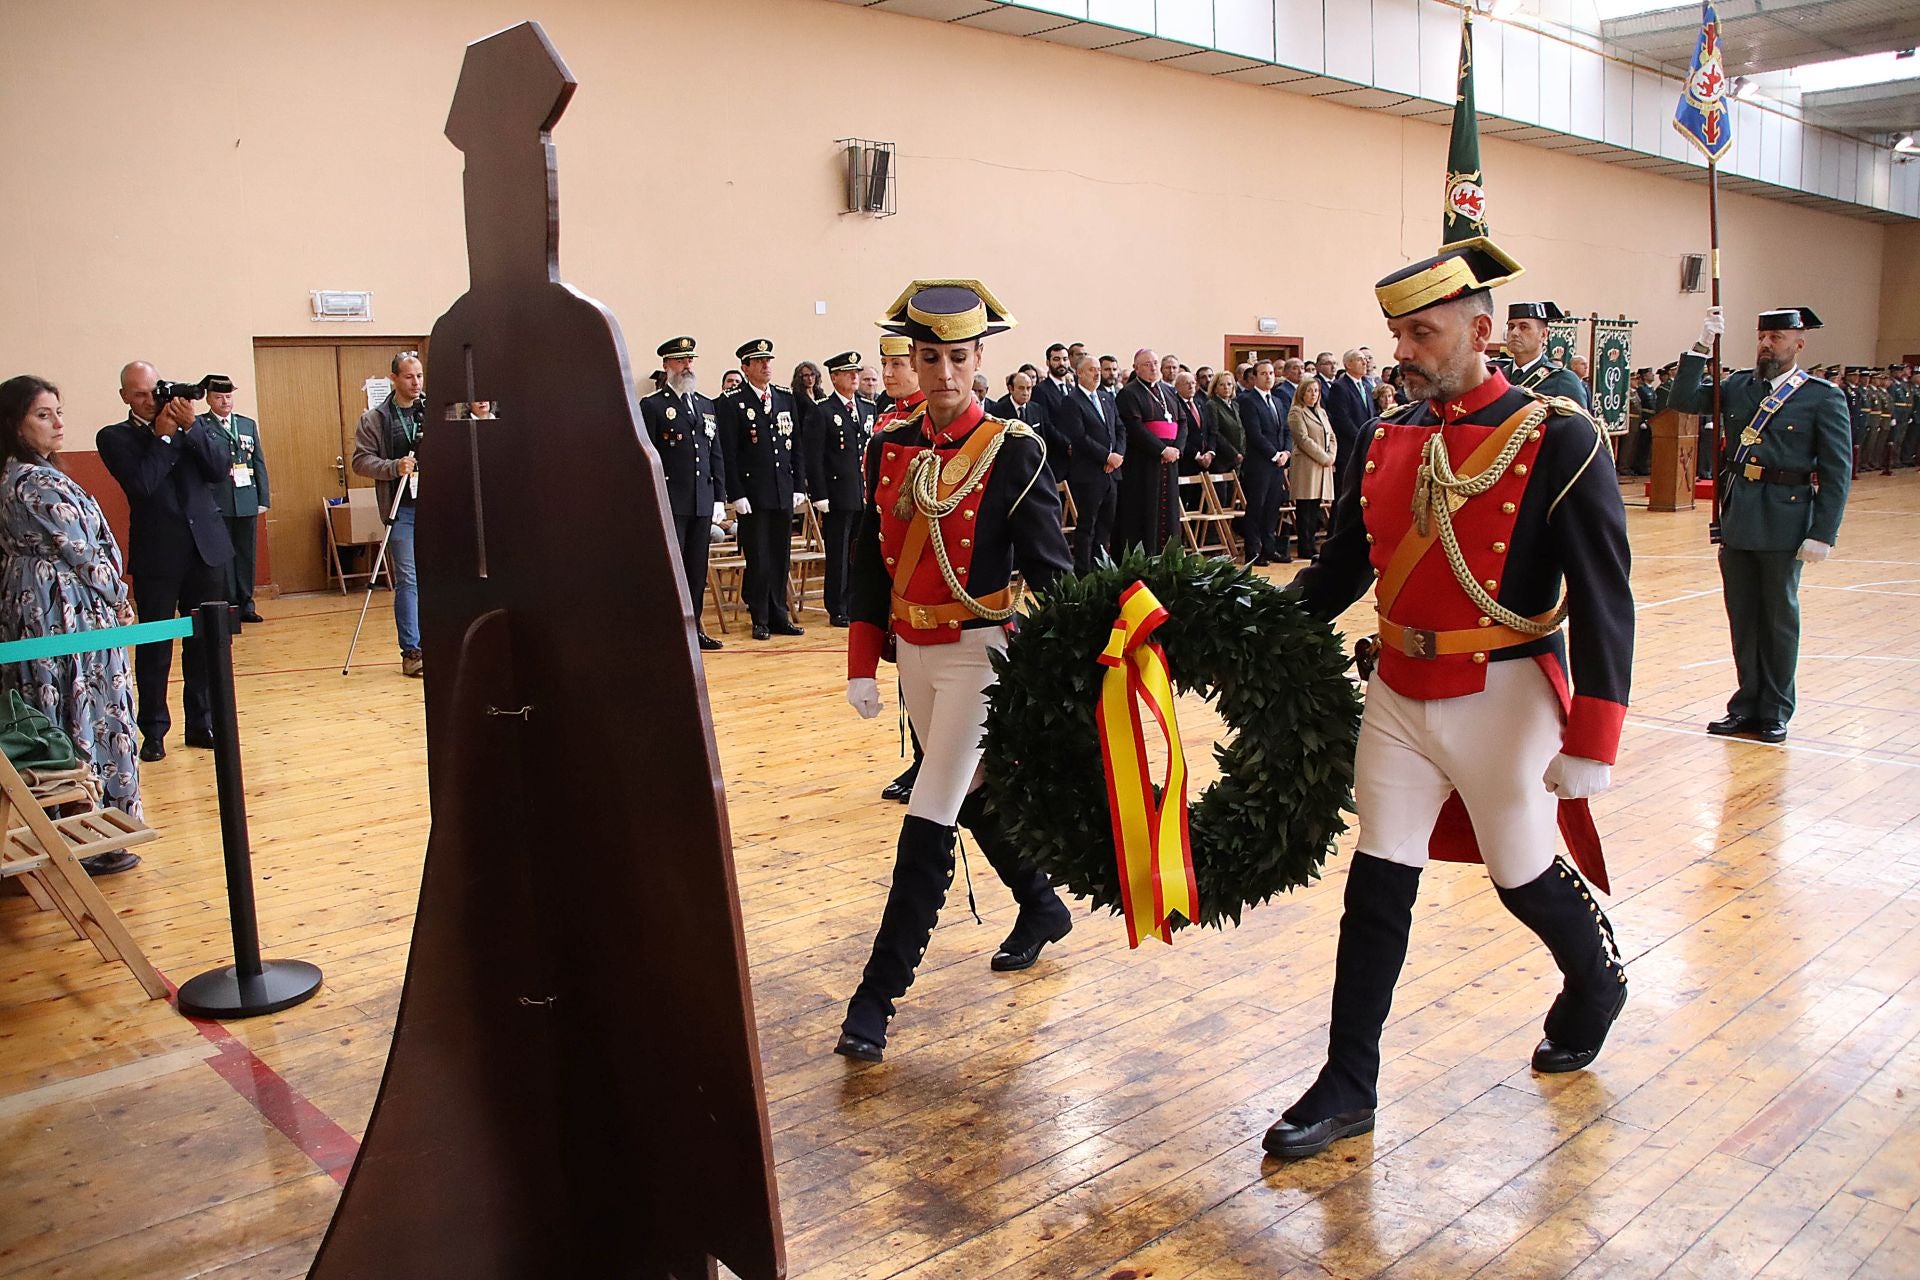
[1890,364,1916,470]
[198,375,269,623]
[1672,305,1851,744]
[1498,302,1591,410]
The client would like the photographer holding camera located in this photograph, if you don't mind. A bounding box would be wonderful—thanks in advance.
[95,361,234,761]
[351,351,426,677]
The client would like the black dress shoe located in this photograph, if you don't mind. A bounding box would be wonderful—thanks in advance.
[752,624,771,641]
[1532,982,1629,1073]
[239,609,266,624]
[1261,1109,1375,1160]
[991,917,1074,972]
[80,850,142,876]
[697,632,723,651]
[1706,714,1754,736]
[834,1031,884,1063]
[1752,720,1788,744]
[184,727,216,750]
[1250,556,1271,567]
[1276,552,1294,563]
[880,778,913,802]
[830,614,850,628]
[138,739,165,762]
[771,621,805,637]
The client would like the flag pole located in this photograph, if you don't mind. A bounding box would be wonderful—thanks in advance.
[1708,159,1725,543]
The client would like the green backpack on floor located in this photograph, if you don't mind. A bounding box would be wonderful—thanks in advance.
[0,689,80,772]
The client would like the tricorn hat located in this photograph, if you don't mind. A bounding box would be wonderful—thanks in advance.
[735,338,775,362]
[824,350,863,374]
[656,335,697,359]
[1757,307,1821,331]
[205,374,236,394]
[876,279,1016,343]
[1375,237,1525,319]
[1507,301,1565,322]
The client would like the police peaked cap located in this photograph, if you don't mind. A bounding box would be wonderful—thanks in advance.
[876,279,1016,343]
[1757,307,1821,331]
[735,338,776,361]
[1375,237,1525,318]
[824,350,863,374]
[656,336,697,358]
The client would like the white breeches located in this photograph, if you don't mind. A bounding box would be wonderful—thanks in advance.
[897,627,1007,826]
[1355,658,1563,888]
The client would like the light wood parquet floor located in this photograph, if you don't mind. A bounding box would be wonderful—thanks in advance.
[2,478,1918,1279]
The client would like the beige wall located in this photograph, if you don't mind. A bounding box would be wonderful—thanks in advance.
[0,0,1900,438]
[1879,223,1920,366]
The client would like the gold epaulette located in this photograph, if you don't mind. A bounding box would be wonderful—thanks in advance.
[1518,386,1595,422]
[882,403,928,432]
[1377,401,1421,422]
[996,416,1039,440]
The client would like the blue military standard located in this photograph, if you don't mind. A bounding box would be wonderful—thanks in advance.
[1670,305,1851,743]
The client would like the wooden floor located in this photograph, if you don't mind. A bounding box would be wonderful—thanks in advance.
[3,479,1919,1280]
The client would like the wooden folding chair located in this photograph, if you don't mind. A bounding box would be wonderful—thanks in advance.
[324,498,393,595]
[0,754,165,998]
[1207,471,1250,562]
[1058,481,1078,540]
[788,504,828,617]
[705,522,745,634]
[1180,472,1239,560]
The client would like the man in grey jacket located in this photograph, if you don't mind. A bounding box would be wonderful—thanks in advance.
[350,351,425,676]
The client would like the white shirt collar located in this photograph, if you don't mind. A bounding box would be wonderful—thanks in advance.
[1770,365,1802,393]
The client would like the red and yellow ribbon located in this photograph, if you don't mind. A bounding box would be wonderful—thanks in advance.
[1096,582,1200,947]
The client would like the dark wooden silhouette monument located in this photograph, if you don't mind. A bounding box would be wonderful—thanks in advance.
[308,22,784,1280]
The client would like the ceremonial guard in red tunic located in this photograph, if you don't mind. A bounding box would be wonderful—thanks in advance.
[836,280,1076,1063]
[1265,240,1635,1159]
[873,332,927,805]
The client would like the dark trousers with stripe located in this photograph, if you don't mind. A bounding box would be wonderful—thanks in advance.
[1719,546,1802,723]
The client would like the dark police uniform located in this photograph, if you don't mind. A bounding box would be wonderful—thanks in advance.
[1265,237,1634,1162]
[1669,307,1851,738]
[639,335,726,650]
[807,351,877,624]
[196,378,269,620]
[716,338,806,638]
[836,280,1074,1064]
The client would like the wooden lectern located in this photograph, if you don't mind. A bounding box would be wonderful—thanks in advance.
[1648,408,1700,512]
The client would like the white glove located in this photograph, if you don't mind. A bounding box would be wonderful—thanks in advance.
[712,501,726,525]
[1696,306,1725,350]
[814,498,830,514]
[1796,539,1831,564]
[792,492,809,512]
[846,678,881,719]
[732,498,753,516]
[1543,753,1612,800]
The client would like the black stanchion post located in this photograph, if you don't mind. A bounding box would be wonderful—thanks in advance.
[176,601,324,1019]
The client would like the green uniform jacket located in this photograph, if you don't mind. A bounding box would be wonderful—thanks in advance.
[1669,353,1850,552]
[196,412,270,518]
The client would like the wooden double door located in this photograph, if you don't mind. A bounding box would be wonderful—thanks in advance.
[1223,335,1303,379]
[252,336,425,594]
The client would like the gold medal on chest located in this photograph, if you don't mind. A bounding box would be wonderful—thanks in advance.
[666,406,677,420]
[941,453,971,487]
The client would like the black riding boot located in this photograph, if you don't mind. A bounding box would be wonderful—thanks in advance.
[1264,853,1421,1160]
[1496,859,1628,1073]
[837,815,956,1062]
[957,790,1072,972]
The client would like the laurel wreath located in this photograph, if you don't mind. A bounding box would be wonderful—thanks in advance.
[981,544,1362,931]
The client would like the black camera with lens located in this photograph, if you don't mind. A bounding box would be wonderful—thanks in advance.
[152,375,215,413]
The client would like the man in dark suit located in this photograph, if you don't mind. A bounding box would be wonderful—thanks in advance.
[1323,351,1375,497]
[1236,360,1292,565]
[717,338,807,640]
[1033,343,1074,425]
[96,361,234,760]
[990,369,1060,460]
[1055,353,1123,574]
[640,336,726,650]
[807,350,876,626]
[197,375,269,624]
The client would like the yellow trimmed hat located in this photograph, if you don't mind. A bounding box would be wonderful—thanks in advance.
[735,338,775,361]
[656,335,697,358]
[878,334,913,358]
[876,279,1016,343]
[1375,238,1524,319]
[824,350,863,374]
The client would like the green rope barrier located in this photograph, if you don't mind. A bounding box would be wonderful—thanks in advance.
[0,616,196,665]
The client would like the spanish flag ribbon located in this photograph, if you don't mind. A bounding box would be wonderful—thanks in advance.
[1096,582,1200,948]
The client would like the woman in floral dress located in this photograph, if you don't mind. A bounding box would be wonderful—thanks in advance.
[0,375,143,873]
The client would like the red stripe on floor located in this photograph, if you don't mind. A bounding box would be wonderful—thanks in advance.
[165,977,361,1186]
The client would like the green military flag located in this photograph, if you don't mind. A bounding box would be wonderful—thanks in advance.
[1442,13,1488,246]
